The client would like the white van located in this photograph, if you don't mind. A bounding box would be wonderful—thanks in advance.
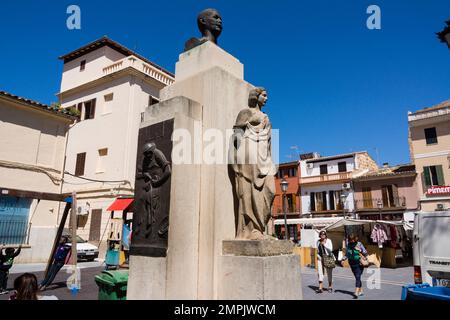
[413,211,450,287]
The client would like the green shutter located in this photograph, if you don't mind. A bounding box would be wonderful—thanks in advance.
[436,165,445,186]
[423,166,431,187]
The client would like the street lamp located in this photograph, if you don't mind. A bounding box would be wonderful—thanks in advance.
[377,199,383,220]
[437,20,450,49]
[280,178,289,240]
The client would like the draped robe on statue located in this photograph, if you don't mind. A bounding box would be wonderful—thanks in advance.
[232,110,276,240]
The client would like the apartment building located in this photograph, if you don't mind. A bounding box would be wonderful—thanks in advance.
[353,164,419,222]
[0,91,75,263]
[408,99,450,212]
[299,151,378,218]
[58,37,174,246]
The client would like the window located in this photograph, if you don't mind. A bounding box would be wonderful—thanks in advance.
[310,192,328,212]
[83,99,96,120]
[104,93,113,102]
[140,112,145,123]
[424,127,437,145]
[381,184,399,207]
[286,194,294,212]
[148,95,159,107]
[96,148,108,173]
[423,165,445,188]
[329,190,343,211]
[320,164,328,175]
[80,60,86,71]
[103,93,113,114]
[0,195,32,245]
[89,209,102,241]
[75,152,86,176]
[362,187,373,208]
[285,167,297,177]
[338,161,347,173]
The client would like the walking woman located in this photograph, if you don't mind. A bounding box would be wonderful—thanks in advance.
[345,234,368,298]
[316,230,334,293]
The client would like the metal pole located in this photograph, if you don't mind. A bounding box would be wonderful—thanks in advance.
[70,191,77,266]
[283,191,288,240]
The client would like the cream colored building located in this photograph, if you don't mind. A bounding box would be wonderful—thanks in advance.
[0,91,74,263]
[408,99,450,212]
[58,37,174,247]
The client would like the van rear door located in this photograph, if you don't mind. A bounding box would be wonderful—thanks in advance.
[418,212,450,286]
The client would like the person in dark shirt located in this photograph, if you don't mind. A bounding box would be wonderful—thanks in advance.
[0,245,22,294]
[39,237,72,291]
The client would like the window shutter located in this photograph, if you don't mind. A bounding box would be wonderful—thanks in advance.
[75,152,86,176]
[421,172,428,194]
[329,190,335,210]
[436,165,445,186]
[392,184,399,206]
[310,192,315,212]
[423,166,431,187]
[90,99,96,119]
[322,191,328,211]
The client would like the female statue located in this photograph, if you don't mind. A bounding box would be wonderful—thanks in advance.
[232,87,277,240]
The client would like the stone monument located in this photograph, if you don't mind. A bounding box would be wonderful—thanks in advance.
[127,8,302,300]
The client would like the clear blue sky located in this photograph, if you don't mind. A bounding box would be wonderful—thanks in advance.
[1,1,449,165]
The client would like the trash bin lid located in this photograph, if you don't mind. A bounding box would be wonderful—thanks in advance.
[408,286,450,300]
[95,270,129,286]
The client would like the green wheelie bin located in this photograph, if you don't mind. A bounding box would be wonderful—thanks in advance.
[95,270,129,300]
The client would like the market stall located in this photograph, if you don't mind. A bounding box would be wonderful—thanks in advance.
[325,217,413,268]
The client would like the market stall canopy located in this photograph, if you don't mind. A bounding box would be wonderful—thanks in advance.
[273,217,342,228]
[107,198,134,211]
[324,217,413,232]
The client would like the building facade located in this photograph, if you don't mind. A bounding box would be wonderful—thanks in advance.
[353,164,419,222]
[0,91,74,263]
[408,99,450,212]
[58,37,174,247]
[299,151,378,218]
[271,161,301,239]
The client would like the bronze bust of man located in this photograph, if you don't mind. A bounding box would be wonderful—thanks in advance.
[184,8,222,52]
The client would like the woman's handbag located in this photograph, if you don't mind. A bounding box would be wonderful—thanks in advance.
[320,244,336,269]
[323,254,336,269]
[359,253,369,267]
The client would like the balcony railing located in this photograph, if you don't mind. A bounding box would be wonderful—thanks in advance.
[354,197,406,210]
[102,56,175,86]
[0,220,30,245]
[299,172,351,185]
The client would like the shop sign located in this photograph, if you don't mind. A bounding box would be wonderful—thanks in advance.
[426,186,450,196]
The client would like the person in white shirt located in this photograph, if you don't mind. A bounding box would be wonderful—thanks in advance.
[316,230,334,293]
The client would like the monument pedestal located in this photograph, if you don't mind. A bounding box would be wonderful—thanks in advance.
[218,240,303,300]
[127,41,303,300]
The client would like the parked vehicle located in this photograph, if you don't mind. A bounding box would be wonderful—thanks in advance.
[413,211,450,287]
[62,230,99,262]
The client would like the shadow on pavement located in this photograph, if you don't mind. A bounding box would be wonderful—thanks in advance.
[334,289,357,298]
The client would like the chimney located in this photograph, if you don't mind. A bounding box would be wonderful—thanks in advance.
[383,162,389,168]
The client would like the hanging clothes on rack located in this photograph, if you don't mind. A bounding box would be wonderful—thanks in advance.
[389,225,398,248]
[371,223,388,248]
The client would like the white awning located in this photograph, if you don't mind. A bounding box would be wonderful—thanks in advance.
[273,217,343,227]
